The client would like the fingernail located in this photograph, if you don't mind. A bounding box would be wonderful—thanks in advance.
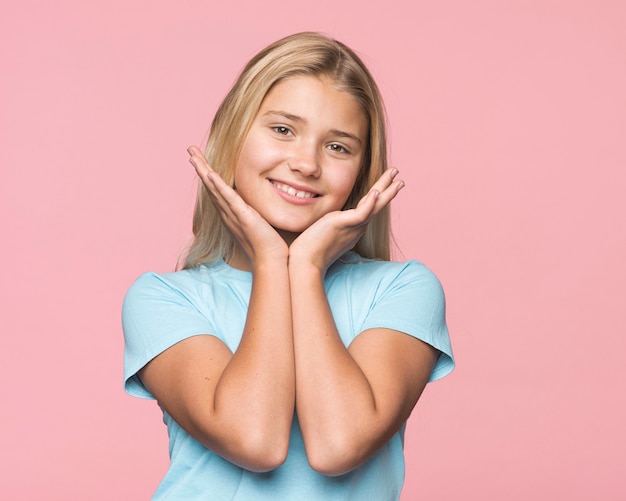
[391,168,399,177]
[397,181,405,192]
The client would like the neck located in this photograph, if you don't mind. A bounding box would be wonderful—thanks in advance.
[226,250,252,272]
[225,229,299,272]
[277,229,299,246]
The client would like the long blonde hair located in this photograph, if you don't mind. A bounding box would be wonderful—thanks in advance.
[183,32,391,269]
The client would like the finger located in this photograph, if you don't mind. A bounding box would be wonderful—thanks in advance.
[371,178,404,213]
[187,145,206,161]
[340,189,379,226]
[200,172,227,206]
[186,147,236,205]
[186,150,233,210]
[367,167,404,210]
[355,167,398,209]
[352,176,403,224]
[185,150,238,220]
[189,158,223,206]
[370,167,399,193]
[189,153,213,183]
[202,170,260,230]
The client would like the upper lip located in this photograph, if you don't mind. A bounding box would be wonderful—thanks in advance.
[269,179,321,197]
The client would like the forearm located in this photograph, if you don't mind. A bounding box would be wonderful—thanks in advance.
[213,258,294,465]
[289,261,384,475]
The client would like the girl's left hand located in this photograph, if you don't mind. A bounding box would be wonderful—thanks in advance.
[289,167,404,274]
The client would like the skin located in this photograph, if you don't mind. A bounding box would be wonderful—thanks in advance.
[139,76,437,476]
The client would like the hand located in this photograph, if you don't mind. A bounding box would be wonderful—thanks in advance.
[187,146,288,267]
[289,167,404,274]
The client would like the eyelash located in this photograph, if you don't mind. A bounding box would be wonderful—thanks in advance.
[328,143,350,154]
[271,126,351,154]
[272,126,292,136]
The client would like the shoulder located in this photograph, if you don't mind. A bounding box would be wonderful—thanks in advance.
[125,266,206,299]
[122,266,225,398]
[331,253,454,381]
[122,266,219,365]
[122,261,251,354]
[330,252,444,297]
[122,267,213,336]
[123,261,243,310]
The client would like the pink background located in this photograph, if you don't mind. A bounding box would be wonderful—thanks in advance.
[2,1,625,499]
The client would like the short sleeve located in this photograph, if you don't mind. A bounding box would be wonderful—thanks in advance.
[360,262,454,382]
[122,272,215,399]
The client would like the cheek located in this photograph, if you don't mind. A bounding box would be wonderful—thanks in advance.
[238,134,281,173]
[235,139,266,184]
[331,168,362,205]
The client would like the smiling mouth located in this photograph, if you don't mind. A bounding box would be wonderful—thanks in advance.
[271,180,319,199]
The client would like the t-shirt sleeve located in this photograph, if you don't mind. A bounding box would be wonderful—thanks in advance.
[360,262,454,382]
[122,272,215,399]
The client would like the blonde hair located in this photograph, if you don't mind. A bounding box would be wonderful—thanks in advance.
[183,32,391,269]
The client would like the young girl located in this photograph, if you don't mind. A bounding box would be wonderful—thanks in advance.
[123,32,454,500]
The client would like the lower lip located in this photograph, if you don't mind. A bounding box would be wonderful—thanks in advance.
[270,181,319,205]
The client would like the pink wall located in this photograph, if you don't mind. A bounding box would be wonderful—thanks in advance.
[2,1,625,499]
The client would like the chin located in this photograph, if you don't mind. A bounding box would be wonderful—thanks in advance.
[268,217,311,235]
[274,224,306,234]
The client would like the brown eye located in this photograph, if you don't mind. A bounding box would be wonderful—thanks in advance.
[273,126,292,136]
[328,143,349,154]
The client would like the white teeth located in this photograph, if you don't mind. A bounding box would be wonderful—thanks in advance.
[273,181,316,199]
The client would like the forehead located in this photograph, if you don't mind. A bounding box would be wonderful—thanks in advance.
[258,75,368,135]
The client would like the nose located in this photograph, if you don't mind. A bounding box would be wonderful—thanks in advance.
[288,141,321,178]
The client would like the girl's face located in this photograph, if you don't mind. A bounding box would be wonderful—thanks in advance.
[234,75,368,242]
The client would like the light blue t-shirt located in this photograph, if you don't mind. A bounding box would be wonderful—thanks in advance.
[123,252,454,500]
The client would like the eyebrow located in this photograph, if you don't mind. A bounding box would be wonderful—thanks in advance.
[263,110,363,145]
[329,129,363,145]
[264,110,303,122]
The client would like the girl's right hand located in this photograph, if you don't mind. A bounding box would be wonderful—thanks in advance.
[187,146,288,268]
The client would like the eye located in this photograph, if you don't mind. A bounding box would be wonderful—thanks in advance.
[272,126,292,136]
[328,143,350,154]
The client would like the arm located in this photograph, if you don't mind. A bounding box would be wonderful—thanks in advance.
[289,168,437,475]
[138,147,294,472]
[289,264,437,476]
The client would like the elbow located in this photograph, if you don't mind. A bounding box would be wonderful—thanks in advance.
[190,418,290,473]
[304,435,365,477]
[234,429,290,472]
[244,446,289,473]
[308,459,352,477]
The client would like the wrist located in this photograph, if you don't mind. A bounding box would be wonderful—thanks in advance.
[288,256,326,282]
[252,256,289,275]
